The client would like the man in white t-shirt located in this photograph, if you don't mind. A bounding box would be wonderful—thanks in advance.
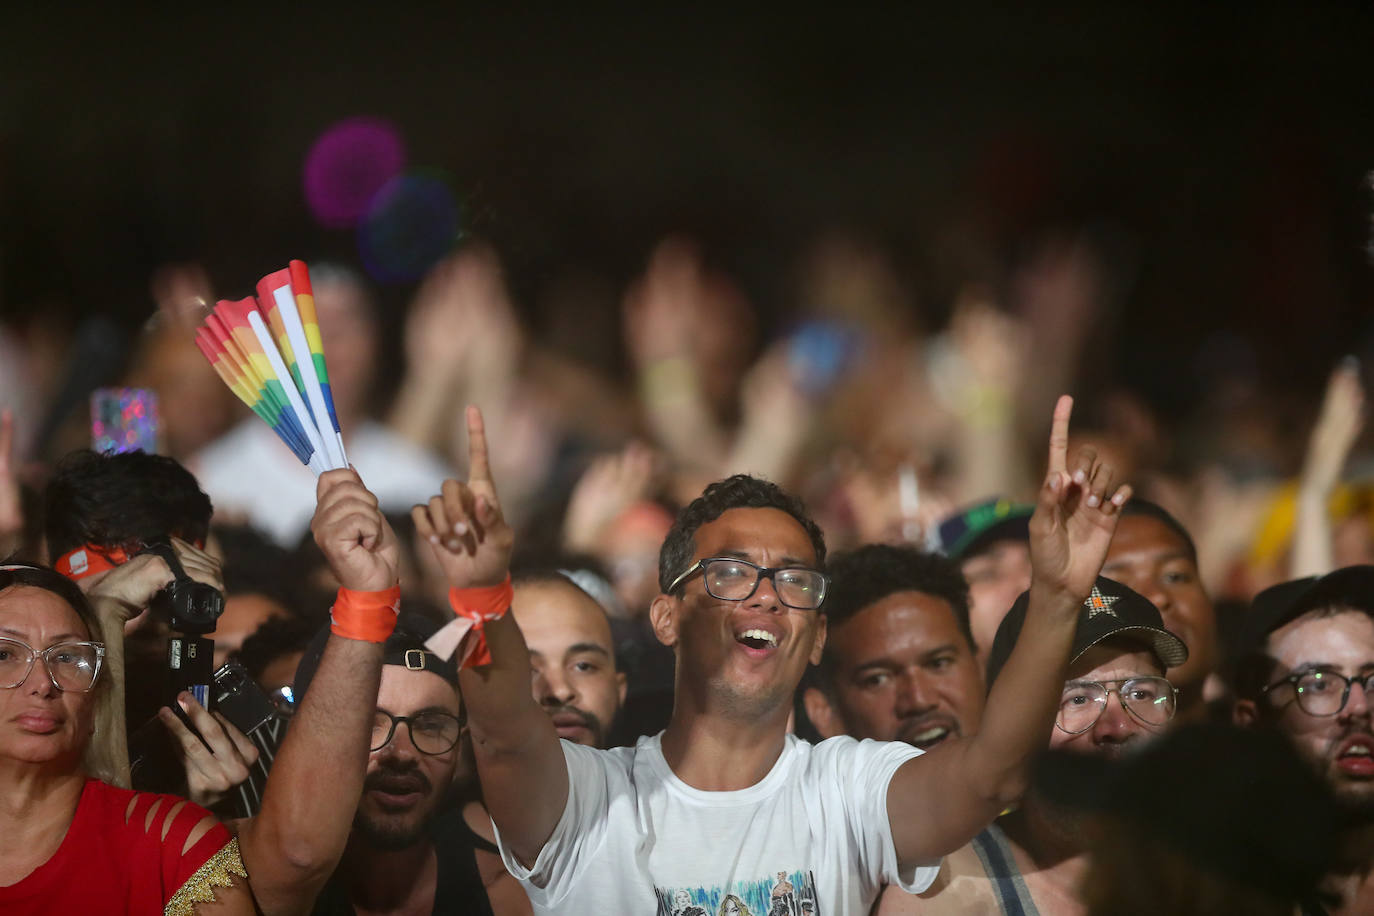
[412,397,1131,915]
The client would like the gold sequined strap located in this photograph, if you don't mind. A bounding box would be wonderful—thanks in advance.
[165,837,249,916]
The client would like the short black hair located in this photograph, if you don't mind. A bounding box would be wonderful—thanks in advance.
[1120,499,1198,564]
[658,474,826,593]
[214,523,307,616]
[44,450,213,559]
[821,544,975,667]
[235,613,322,685]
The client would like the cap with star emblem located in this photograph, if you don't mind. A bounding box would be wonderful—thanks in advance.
[983,575,1189,688]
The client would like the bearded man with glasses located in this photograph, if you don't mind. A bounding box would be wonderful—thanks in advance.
[1234,566,1374,915]
[880,576,1187,914]
[287,614,496,916]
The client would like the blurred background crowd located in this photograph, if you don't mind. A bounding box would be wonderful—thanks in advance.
[4,5,1374,620]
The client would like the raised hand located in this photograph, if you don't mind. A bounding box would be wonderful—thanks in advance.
[562,441,657,554]
[1302,357,1365,495]
[0,409,21,556]
[311,469,401,592]
[413,407,514,589]
[1027,396,1132,605]
[404,245,522,383]
[622,238,702,368]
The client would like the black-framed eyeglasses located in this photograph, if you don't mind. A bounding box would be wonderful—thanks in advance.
[1263,669,1374,717]
[371,710,462,755]
[668,557,829,610]
[1056,676,1178,735]
[0,637,105,692]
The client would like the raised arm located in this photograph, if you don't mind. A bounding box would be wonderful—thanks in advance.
[886,395,1131,865]
[413,406,566,868]
[237,469,400,915]
[1292,358,1364,579]
[0,408,21,559]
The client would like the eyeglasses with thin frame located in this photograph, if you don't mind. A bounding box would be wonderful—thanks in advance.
[1056,676,1178,735]
[0,637,105,692]
[1262,668,1374,717]
[371,709,462,755]
[668,557,829,610]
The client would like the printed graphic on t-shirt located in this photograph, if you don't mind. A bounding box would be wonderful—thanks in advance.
[656,869,819,916]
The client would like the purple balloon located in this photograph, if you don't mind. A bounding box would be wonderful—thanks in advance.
[303,117,407,229]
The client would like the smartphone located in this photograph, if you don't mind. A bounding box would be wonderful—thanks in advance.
[212,662,278,737]
[91,387,160,454]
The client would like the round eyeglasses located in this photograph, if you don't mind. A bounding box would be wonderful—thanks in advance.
[1056,676,1178,735]
[371,710,462,755]
[669,557,829,610]
[0,637,105,693]
[1263,669,1374,717]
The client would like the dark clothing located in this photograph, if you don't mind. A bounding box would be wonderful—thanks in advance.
[311,806,494,916]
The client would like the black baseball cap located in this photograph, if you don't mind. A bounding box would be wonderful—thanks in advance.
[1242,565,1374,651]
[937,498,1033,561]
[293,611,460,705]
[985,575,1189,689]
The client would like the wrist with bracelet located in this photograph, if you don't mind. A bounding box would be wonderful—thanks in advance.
[330,584,402,643]
[423,575,514,667]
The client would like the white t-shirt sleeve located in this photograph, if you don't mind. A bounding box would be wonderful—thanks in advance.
[493,740,616,908]
[833,738,941,895]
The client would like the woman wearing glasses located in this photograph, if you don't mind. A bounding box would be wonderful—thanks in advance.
[0,564,251,914]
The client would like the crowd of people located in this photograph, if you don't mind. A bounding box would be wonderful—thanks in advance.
[2,229,1374,915]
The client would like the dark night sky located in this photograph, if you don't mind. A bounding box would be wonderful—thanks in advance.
[2,4,1372,412]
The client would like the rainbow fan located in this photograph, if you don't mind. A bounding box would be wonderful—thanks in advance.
[194,260,348,474]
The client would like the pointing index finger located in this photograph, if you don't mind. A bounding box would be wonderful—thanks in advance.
[466,406,493,485]
[1048,395,1073,476]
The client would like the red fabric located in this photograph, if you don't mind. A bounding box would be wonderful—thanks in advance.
[0,779,232,914]
[53,544,129,580]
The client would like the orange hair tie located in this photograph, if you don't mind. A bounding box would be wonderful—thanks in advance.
[445,575,513,668]
[330,585,402,643]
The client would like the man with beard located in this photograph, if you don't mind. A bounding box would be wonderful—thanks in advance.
[878,576,1187,914]
[413,399,1135,914]
[1234,566,1374,914]
[511,571,627,748]
[293,614,494,916]
[800,544,983,752]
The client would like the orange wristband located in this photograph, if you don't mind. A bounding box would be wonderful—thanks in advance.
[330,584,402,642]
[446,575,513,668]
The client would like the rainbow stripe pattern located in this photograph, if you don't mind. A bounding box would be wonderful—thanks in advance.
[193,261,349,475]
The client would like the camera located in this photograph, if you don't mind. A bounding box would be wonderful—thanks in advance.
[138,537,225,709]
[143,537,225,635]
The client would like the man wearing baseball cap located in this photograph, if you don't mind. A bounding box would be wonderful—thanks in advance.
[288,614,495,915]
[1233,566,1374,914]
[937,498,1034,673]
[877,575,1187,914]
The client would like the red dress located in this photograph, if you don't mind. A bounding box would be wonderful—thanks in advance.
[0,778,244,915]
